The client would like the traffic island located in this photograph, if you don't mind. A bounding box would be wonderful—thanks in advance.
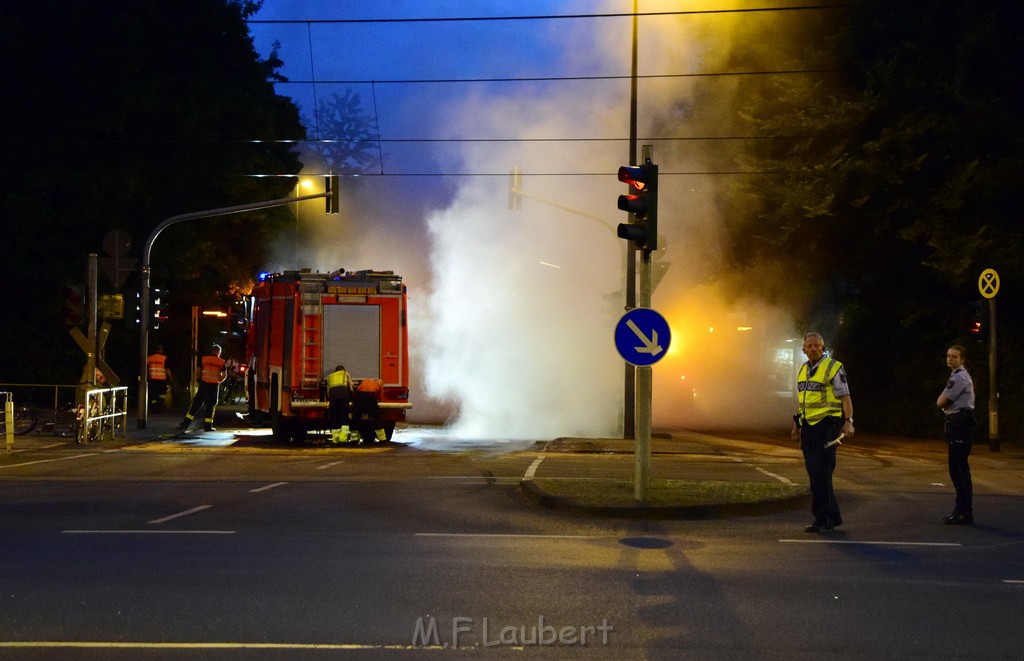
[520,477,809,520]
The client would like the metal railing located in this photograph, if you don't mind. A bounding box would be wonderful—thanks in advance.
[0,383,75,411]
[82,387,128,443]
[0,383,127,446]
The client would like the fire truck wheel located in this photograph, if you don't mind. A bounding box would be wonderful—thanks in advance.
[270,412,293,445]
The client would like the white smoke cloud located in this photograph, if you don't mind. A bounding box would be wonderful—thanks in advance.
[266,0,807,438]
[420,103,625,439]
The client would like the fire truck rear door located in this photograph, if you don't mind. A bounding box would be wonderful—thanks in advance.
[322,305,381,380]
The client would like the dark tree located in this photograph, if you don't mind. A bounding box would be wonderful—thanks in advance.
[722,1,1024,437]
[0,0,305,387]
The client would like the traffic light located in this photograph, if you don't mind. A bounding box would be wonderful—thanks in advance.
[61,285,84,325]
[124,288,140,328]
[968,300,985,341]
[152,288,169,329]
[616,159,658,251]
[325,173,339,214]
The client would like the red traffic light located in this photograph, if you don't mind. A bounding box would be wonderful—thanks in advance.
[618,165,648,191]
[615,159,659,251]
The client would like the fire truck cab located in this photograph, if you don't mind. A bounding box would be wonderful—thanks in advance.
[246,268,410,443]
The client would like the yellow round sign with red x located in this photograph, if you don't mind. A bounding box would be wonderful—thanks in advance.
[978,268,1000,299]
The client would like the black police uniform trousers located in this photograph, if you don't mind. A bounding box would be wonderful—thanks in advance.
[945,410,976,515]
[800,416,843,526]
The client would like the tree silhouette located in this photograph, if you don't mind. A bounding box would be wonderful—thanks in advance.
[306,90,380,174]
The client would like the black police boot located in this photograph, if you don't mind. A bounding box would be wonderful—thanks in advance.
[942,512,973,525]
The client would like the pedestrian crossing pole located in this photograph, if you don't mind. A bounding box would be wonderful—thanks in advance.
[978,268,1000,451]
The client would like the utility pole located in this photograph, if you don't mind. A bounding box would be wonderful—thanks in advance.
[624,0,639,439]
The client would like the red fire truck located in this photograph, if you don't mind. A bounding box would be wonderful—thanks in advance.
[246,268,410,443]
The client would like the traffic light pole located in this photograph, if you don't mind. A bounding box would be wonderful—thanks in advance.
[136,189,331,429]
[634,249,653,503]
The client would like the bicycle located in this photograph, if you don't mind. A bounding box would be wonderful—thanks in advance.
[11,404,81,438]
[7,404,39,435]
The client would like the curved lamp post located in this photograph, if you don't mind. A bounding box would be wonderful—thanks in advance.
[137,185,334,429]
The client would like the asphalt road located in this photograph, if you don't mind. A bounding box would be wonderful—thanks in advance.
[1,424,1022,659]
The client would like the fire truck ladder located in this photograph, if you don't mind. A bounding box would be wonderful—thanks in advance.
[299,280,325,389]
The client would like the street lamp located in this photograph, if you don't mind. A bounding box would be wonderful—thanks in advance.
[137,177,338,429]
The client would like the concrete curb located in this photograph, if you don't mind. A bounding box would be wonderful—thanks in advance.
[518,478,811,520]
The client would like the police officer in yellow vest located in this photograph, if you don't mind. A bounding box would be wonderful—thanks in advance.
[326,365,353,444]
[177,344,227,432]
[791,332,855,533]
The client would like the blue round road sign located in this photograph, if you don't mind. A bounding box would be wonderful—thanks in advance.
[615,308,671,366]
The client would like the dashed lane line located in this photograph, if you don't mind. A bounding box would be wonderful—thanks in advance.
[249,481,288,493]
[148,505,212,524]
[0,453,99,469]
[415,533,600,539]
[780,539,961,547]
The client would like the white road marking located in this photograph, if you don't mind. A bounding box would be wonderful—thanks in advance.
[147,505,212,524]
[316,461,344,470]
[415,533,599,539]
[780,539,961,547]
[0,641,431,650]
[730,456,797,485]
[249,481,288,493]
[61,530,234,535]
[754,466,796,485]
[1003,580,1024,585]
[523,455,544,480]
[0,453,95,469]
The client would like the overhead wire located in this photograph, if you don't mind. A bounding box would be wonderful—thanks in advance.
[247,5,860,25]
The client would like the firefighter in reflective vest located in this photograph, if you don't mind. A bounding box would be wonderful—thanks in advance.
[146,343,173,414]
[177,344,227,432]
[352,378,388,443]
[327,365,353,444]
[790,332,855,533]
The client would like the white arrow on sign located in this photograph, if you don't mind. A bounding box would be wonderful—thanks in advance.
[626,319,663,356]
